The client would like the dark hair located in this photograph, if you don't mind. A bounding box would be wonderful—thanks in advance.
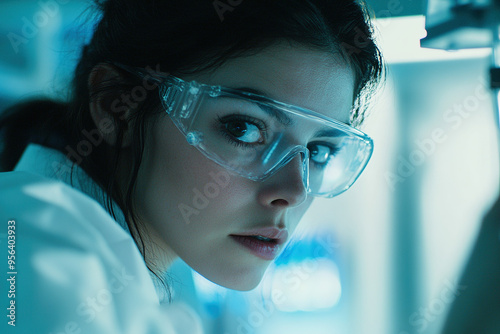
[0,0,383,295]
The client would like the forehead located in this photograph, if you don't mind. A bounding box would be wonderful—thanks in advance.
[189,42,356,124]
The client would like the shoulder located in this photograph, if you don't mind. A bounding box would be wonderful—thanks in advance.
[0,171,171,333]
[0,170,126,244]
[0,170,142,272]
[0,170,108,216]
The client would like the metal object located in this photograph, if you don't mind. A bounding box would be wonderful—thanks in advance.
[422,0,500,128]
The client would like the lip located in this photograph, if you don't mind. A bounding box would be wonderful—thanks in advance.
[232,226,289,245]
[229,227,289,261]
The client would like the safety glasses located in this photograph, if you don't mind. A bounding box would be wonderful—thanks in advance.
[115,63,374,198]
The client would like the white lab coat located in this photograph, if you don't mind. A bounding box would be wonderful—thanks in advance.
[0,144,202,334]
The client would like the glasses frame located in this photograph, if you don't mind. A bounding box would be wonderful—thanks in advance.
[113,63,374,198]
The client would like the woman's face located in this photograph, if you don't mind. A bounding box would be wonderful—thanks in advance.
[133,43,355,290]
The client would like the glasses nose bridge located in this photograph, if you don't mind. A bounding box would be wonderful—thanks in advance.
[279,145,310,192]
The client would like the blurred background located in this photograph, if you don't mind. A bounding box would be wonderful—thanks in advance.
[1,0,499,333]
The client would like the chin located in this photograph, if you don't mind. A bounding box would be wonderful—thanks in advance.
[198,265,268,291]
[219,276,263,291]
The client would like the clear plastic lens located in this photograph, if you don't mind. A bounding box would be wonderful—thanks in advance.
[158,74,373,198]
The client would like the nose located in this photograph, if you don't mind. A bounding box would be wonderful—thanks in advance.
[256,152,309,208]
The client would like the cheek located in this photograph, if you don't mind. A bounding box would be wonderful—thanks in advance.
[135,119,208,226]
[132,117,315,290]
[133,117,256,236]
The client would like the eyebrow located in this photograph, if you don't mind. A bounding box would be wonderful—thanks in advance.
[313,128,347,138]
[233,86,352,132]
[234,87,295,126]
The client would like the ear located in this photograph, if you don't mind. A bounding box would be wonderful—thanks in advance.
[88,63,134,147]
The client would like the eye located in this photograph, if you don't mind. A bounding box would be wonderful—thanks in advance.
[225,121,262,143]
[308,142,336,165]
[218,115,267,146]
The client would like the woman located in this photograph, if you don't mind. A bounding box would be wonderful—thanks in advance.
[0,0,383,333]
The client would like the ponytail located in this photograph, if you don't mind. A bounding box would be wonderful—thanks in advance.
[0,99,69,171]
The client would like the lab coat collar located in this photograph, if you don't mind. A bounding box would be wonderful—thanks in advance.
[14,143,130,233]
